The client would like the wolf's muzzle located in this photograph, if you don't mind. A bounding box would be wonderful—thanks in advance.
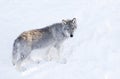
[70,34,73,37]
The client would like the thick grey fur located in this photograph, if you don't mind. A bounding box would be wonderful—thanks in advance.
[12,18,77,71]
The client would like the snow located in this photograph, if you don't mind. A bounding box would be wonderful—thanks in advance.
[0,0,120,79]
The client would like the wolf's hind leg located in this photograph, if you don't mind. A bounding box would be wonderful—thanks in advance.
[15,45,31,71]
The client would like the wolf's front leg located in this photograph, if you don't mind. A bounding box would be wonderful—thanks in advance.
[55,45,67,64]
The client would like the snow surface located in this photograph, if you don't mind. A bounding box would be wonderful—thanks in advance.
[0,0,120,79]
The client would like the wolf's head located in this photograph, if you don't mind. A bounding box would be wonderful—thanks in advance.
[62,18,77,38]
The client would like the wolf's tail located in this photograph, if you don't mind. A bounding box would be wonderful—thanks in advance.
[12,37,22,66]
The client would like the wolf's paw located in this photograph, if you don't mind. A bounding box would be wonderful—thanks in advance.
[46,56,52,61]
[20,67,27,72]
[35,60,41,64]
[15,66,27,72]
[57,58,67,64]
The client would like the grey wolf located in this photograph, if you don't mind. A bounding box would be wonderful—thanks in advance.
[12,18,77,71]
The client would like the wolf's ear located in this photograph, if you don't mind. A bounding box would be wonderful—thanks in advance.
[62,19,67,25]
[72,18,76,23]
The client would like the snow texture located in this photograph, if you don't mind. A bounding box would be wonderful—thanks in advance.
[0,0,120,79]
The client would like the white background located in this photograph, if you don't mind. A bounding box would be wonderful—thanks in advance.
[0,0,120,79]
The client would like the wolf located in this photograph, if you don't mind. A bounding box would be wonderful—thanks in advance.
[12,18,77,71]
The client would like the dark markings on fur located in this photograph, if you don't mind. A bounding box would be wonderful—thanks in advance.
[19,29,44,42]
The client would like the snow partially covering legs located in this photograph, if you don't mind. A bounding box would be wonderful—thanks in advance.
[0,0,120,79]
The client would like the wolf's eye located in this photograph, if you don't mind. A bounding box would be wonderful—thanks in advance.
[64,27,69,30]
[66,28,69,30]
[69,26,74,30]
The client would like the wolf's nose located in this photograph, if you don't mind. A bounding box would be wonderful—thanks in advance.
[70,34,73,37]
